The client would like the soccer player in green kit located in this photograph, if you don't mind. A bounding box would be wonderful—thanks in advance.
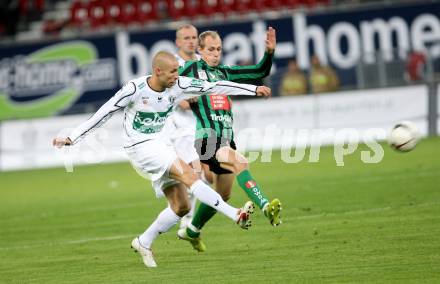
[178,27,282,252]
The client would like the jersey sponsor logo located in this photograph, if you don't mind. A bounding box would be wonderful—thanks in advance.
[209,114,232,128]
[245,181,268,206]
[245,180,257,189]
[132,108,172,134]
[207,71,225,81]
[209,95,231,110]
[190,78,204,87]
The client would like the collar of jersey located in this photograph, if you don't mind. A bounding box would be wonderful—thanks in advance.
[200,60,219,71]
[145,75,164,94]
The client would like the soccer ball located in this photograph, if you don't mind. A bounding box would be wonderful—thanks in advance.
[388,121,420,152]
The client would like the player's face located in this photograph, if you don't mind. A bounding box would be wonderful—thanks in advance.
[158,59,179,88]
[176,27,198,55]
[199,36,222,67]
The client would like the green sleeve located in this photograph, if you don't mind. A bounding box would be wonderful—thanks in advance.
[179,61,197,77]
[224,52,274,82]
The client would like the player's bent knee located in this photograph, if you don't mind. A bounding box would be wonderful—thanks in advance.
[181,170,199,187]
[233,160,248,173]
[220,193,231,201]
[172,202,191,217]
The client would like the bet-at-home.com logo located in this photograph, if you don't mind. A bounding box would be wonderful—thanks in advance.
[0,41,116,120]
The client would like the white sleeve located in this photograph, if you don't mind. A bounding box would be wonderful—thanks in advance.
[175,76,257,103]
[68,81,136,144]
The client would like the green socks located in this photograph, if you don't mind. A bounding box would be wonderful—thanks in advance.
[187,169,268,237]
[187,203,217,237]
[236,170,268,209]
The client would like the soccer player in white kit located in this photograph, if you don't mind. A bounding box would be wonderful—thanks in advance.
[52,51,272,268]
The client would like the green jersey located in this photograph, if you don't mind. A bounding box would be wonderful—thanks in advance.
[179,52,273,139]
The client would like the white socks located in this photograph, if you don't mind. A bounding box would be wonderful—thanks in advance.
[190,180,238,221]
[179,193,197,229]
[139,206,180,249]
[139,180,239,249]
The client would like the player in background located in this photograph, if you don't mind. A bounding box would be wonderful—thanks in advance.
[169,24,214,230]
[53,51,272,267]
[177,28,282,252]
[174,24,201,66]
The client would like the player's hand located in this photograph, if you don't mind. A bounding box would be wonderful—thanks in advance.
[186,97,199,104]
[179,100,191,110]
[256,86,272,98]
[265,27,276,54]
[52,137,72,148]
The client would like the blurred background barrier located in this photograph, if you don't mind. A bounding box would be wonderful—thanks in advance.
[0,84,430,171]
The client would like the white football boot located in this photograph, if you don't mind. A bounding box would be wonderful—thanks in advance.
[131,237,157,268]
[237,201,255,229]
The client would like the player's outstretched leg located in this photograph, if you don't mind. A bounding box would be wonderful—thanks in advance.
[216,147,283,227]
[189,180,254,227]
[178,200,254,251]
[236,169,282,226]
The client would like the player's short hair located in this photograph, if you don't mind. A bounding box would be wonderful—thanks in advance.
[176,24,198,39]
[152,51,177,69]
[199,31,221,49]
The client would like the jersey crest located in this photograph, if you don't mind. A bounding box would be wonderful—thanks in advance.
[198,71,208,80]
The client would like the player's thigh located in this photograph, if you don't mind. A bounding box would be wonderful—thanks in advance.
[169,158,197,186]
[216,146,248,169]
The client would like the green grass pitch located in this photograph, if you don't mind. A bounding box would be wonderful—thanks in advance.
[1,138,439,283]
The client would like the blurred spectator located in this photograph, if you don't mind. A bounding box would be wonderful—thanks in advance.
[279,59,307,96]
[405,51,426,82]
[309,55,339,93]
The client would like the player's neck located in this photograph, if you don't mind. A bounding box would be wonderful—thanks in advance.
[147,77,165,92]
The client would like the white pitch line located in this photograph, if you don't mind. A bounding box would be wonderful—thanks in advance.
[2,202,439,252]
[0,234,134,251]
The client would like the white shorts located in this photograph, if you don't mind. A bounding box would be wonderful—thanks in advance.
[124,139,180,198]
[173,133,198,164]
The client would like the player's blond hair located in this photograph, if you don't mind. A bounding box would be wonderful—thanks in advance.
[176,24,198,39]
[199,31,221,49]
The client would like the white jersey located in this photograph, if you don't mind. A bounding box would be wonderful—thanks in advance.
[68,76,257,148]
[172,53,201,134]
[175,53,201,67]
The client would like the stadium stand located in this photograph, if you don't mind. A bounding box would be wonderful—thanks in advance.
[1,0,334,40]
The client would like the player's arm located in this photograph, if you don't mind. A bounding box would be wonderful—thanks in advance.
[52,82,136,148]
[177,61,199,108]
[225,27,276,82]
[175,77,271,104]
